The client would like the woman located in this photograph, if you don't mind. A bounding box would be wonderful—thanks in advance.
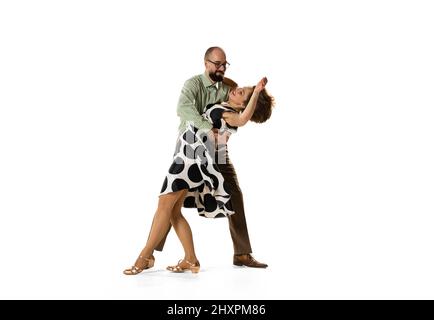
[123,77,274,275]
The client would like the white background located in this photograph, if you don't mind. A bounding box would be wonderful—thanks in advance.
[1,0,433,299]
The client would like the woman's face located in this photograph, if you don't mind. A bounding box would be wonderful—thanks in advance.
[230,86,254,108]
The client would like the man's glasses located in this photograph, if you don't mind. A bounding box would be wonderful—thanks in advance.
[207,60,230,69]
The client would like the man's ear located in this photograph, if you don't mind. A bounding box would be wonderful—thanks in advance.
[222,77,238,88]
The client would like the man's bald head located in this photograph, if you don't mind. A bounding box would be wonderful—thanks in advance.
[204,47,226,61]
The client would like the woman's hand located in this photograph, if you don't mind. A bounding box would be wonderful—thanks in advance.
[254,77,268,93]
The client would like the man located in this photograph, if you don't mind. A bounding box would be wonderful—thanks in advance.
[154,46,267,268]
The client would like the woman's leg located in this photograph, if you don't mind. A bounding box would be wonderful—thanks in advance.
[170,195,199,264]
[132,189,188,269]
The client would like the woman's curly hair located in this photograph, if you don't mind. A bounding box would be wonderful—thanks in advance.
[244,87,275,123]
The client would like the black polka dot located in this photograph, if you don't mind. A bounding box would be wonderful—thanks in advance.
[187,164,202,183]
[197,183,204,193]
[171,179,189,192]
[200,164,210,177]
[204,194,217,212]
[160,177,168,193]
[195,145,207,164]
[169,157,184,174]
[182,129,197,144]
[215,213,225,218]
[205,103,216,110]
[208,174,219,189]
[184,196,196,208]
[204,180,212,190]
[183,145,196,159]
[210,108,223,128]
[225,200,233,211]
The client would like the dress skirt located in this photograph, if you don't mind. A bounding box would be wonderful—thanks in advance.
[160,124,234,218]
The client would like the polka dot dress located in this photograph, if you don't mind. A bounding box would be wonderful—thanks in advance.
[160,103,238,218]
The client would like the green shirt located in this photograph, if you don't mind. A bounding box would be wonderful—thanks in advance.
[177,73,230,132]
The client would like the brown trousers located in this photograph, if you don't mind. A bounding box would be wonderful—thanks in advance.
[153,155,252,255]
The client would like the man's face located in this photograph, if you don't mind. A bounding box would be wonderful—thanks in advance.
[205,49,228,82]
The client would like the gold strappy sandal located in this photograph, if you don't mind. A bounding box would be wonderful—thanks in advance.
[167,259,200,273]
[123,255,155,275]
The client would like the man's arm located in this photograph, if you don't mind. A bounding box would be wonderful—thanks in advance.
[176,80,213,131]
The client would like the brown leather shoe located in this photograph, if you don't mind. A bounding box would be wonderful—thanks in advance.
[233,254,268,268]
